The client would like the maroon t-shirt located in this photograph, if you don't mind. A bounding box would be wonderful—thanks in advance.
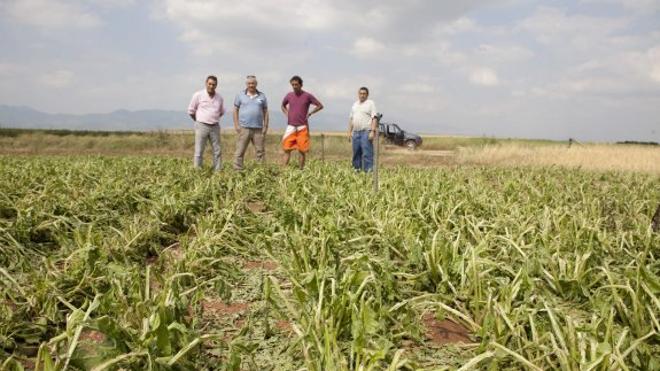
[282,90,321,126]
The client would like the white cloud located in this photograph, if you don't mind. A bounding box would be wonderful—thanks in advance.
[160,0,340,47]
[39,70,74,88]
[322,82,358,100]
[380,91,447,114]
[527,44,660,99]
[469,67,500,86]
[563,45,660,88]
[581,0,660,13]
[89,0,136,8]
[318,76,384,100]
[518,6,629,47]
[433,42,468,67]
[350,37,386,58]
[162,0,339,29]
[475,44,534,63]
[156,0,511,55]
[1,0,101,29]
[434,17,479,35]
[509,5,660,99]
[651,67,660,82]
[0,62,23,76]
[649,47,660,83]
[400,82,436,93]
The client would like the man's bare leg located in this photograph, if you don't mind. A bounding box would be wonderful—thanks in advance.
[299,152,306,169]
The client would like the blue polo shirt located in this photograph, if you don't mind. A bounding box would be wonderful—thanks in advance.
[234,90,268,128]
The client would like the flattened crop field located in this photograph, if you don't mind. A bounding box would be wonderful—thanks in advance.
[1,156,659,370]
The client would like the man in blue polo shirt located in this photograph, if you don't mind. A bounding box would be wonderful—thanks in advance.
[233,75,269,170]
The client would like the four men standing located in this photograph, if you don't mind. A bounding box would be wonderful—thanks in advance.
[188,74,376,172]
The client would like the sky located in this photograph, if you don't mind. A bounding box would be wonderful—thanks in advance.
[1,0,659,141]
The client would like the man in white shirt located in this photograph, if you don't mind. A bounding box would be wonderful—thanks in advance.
[187,75,226,171]
[347,87,378,172]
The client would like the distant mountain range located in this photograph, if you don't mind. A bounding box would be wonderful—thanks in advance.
[0,105,351,133]
[0,105,190,131]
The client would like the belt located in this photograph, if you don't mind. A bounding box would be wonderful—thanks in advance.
[198,121,218,126]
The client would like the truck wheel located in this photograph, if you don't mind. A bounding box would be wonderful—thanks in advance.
[405,140,417,150]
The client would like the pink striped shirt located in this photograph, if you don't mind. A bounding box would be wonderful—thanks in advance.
[188,90,226,125]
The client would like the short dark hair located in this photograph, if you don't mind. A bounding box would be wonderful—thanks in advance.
[206,75,218,83]
[290,75,303,85]
[359,87,369,95]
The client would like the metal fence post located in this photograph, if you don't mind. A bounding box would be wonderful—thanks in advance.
[373,113,382,193]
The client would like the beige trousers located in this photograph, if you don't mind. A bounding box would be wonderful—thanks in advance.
[233,127,265,170]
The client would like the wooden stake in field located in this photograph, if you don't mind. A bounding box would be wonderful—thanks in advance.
[321,133,325,162]
[373,113,383,193]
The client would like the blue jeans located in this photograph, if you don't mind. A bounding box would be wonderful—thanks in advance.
[352,130,373,172]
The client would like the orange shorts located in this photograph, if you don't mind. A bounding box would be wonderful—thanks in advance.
[282,125,310,153]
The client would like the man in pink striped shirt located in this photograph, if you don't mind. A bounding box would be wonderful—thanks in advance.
[188,75,226,171]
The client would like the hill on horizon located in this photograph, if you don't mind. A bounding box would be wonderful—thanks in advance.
[0,105,347,133]
[0,105,191,132]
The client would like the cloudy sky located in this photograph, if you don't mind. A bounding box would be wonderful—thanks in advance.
[1,0,659,141]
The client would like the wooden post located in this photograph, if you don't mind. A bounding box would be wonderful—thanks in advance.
[321,133,325,162]
[373,114,382,193]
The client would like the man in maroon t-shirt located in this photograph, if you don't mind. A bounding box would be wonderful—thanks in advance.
[281,75,324,169]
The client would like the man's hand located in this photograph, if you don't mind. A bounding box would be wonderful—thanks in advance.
[307,104,323,119]
[233,107,240,132]
[347,120,354,143]
[368,130,375,141]
[263,110,269,135]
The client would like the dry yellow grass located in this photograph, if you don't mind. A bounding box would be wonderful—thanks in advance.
[456,143,660,174]
[3,130,659,174]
